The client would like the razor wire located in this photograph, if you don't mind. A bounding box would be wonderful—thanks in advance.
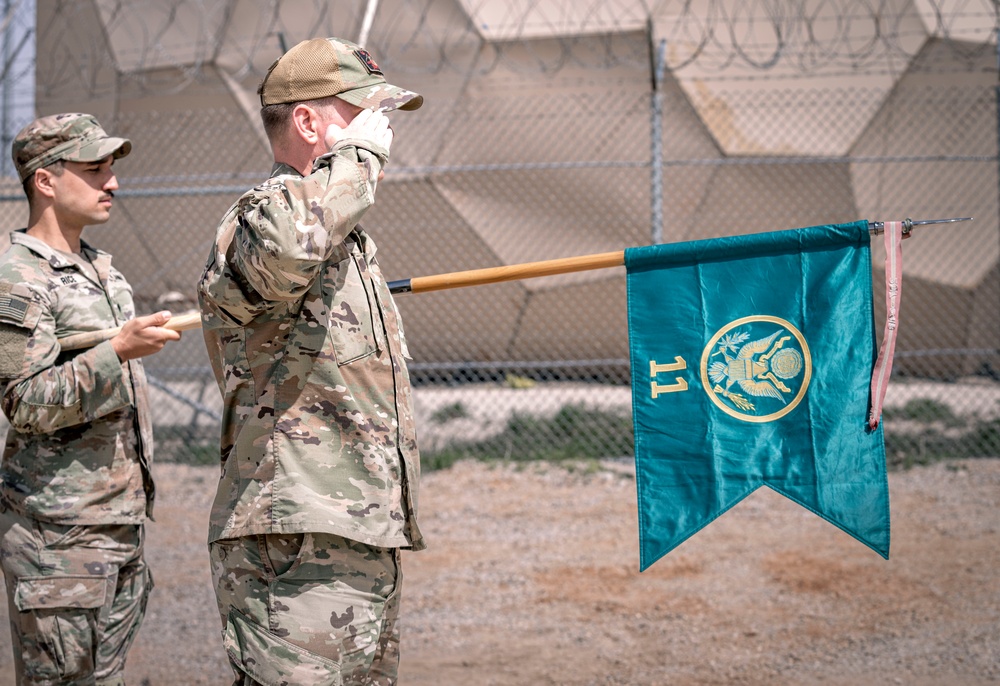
[3,0,997,103]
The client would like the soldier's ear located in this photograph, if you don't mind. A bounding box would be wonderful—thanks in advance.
[290,103,323,145]
[32,168,59,200]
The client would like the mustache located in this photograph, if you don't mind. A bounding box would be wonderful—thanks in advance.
[101,191,115,201]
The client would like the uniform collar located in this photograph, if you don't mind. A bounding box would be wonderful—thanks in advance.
[268,161,302,182]
[10,228,109,272]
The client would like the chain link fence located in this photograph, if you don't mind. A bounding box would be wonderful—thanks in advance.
[0,2,997,469]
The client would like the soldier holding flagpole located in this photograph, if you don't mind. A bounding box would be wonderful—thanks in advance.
[0,113,181,684]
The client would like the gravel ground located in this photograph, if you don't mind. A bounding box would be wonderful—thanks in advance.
[1,458,998,685]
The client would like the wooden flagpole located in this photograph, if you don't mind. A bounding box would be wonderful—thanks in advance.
[58,252,628,350]
[387,250,625,295]
[56,311,203,352]
[55,217,971,351]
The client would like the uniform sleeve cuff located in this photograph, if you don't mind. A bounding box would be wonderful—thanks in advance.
[83,340,133,419]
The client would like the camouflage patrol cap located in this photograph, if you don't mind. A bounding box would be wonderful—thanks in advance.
[12,113,131,183]
[258,37,423,112]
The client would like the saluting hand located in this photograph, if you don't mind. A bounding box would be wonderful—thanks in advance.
[325,108,393,154]
[111,310,182,361]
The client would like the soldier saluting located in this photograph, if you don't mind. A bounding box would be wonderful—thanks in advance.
[0,113,180,684]
[198,37,425,685]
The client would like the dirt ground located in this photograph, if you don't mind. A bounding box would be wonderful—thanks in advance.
[1,458,998,686]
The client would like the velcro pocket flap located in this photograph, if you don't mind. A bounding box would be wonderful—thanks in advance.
[224,608,342,686]
[14,575,107,611]
[0,283,41,378]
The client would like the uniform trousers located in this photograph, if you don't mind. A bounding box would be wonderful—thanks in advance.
[0,507,151,686]
[209,531,401,686]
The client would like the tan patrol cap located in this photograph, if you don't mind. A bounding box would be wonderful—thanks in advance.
[258,37,423,112]
[11,113,131,183]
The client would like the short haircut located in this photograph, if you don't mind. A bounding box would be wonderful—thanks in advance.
[22,159,65,202]
[259,96,343,142]
[260,102,296,141]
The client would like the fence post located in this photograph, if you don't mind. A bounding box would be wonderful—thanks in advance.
[650,33,667,246]
[995,29,1000,378]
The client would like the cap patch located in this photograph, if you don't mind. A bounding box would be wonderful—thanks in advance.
[354,48,383,76]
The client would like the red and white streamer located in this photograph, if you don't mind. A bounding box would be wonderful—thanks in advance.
[868,221,904,430]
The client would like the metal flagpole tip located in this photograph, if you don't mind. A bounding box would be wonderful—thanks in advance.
[869,217,973,236]
[903,216,974,236]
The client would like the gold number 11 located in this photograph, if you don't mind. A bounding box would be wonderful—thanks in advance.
[649,357,688,398]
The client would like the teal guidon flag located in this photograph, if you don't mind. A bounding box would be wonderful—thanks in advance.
[626,221,890,571]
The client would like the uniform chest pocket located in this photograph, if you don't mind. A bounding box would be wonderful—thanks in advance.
[53,278,125,334]
[324,253,381,365]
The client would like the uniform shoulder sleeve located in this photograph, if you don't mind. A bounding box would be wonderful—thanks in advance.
[226,152,379,304]
[0,251,131,435]
[0,253,47,379]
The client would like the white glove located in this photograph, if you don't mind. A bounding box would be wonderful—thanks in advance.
[325,108,393,154]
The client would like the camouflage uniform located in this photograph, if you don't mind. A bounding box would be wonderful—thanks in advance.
[198,37,423,686]
[0,115,153,686]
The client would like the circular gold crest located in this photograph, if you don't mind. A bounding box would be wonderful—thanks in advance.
[700,316,812,423]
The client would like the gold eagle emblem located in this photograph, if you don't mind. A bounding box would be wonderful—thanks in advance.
[701,317,811,422]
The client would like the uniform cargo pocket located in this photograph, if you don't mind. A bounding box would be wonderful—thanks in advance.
[12,575,106,682]
[224,608,342,686]
[14,575,108,611]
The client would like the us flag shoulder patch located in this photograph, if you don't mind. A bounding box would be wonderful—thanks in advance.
[354,48,383,76]
[0,295,29,323]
